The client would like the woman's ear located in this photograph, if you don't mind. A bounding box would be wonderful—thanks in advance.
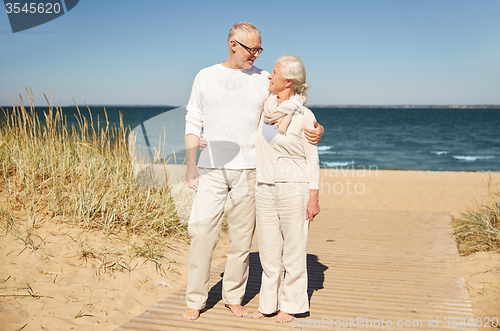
[286,79,293,89]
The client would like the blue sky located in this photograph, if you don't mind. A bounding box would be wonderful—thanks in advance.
[1,0,499,106]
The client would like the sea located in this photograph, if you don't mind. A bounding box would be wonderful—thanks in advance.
[2,105,499,172]
[312,107,500,171]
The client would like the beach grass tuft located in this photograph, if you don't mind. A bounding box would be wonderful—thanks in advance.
[0,90,186,270]
[453,174,500,255]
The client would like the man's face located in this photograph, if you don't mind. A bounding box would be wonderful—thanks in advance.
[233,32,261,70]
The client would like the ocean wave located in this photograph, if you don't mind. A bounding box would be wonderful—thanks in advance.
[431,151,448,155]
[318,145,335,155]
[453,155,495,162]
[321,160,355,168]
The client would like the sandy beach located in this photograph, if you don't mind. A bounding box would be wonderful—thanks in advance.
[1,169,499,331]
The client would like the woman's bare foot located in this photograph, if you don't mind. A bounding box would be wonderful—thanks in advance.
[251,311,267,319]
[276,310,294,323]
[224,304,248,317]
[182,308,200,320]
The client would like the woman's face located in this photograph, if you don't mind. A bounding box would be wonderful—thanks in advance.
[268,62,288,94]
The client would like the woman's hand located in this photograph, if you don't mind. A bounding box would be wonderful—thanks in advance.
[199,133,207,151]
[303,121,324,145]
[306,189,320,221]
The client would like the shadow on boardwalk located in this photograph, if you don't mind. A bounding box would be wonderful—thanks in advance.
[201,252,328,316]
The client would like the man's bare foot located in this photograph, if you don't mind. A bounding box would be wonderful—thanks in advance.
[183,308,200,320]
[276,310,294,323]
[225,304,248,317]
[251,311,267,319]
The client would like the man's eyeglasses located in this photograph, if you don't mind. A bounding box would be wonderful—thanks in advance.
[234,40,263,55]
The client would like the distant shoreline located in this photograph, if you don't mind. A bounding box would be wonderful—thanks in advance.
[2,105,500,109]
[310,105,500,109]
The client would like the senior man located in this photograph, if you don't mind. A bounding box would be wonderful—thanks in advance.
[183,22,323,320]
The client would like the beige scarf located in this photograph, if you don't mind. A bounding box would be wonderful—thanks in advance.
[263,94,304,134]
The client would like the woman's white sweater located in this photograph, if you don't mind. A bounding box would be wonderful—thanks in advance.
[255,97,320,190]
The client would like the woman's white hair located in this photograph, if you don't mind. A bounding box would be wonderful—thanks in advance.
[277,54,309,95]
[227,22,261,45]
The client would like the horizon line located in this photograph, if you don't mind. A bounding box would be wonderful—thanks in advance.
[2,104,500,109]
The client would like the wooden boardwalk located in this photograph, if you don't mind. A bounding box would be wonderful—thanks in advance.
[116,210,476,330]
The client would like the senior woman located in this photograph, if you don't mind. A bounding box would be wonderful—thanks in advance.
[251,54,320,323]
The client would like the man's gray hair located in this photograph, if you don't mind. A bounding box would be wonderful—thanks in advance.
[277,54,309,95]
[227,22,261,45]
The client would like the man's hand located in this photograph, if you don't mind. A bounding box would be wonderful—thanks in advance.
[185,164,199,191]
[185,134,200,190]
[304,121,324,145]
[300,94,308,105]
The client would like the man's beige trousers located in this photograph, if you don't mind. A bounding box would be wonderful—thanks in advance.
[186,168,256,310]
[255,182,310,314]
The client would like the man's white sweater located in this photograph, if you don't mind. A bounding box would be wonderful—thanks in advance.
[185,64,269,169]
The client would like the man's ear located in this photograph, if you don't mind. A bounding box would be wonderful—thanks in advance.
[230,40,238,53]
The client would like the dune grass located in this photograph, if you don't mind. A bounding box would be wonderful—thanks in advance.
[0,89,186,273]
[453,175,500,255]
